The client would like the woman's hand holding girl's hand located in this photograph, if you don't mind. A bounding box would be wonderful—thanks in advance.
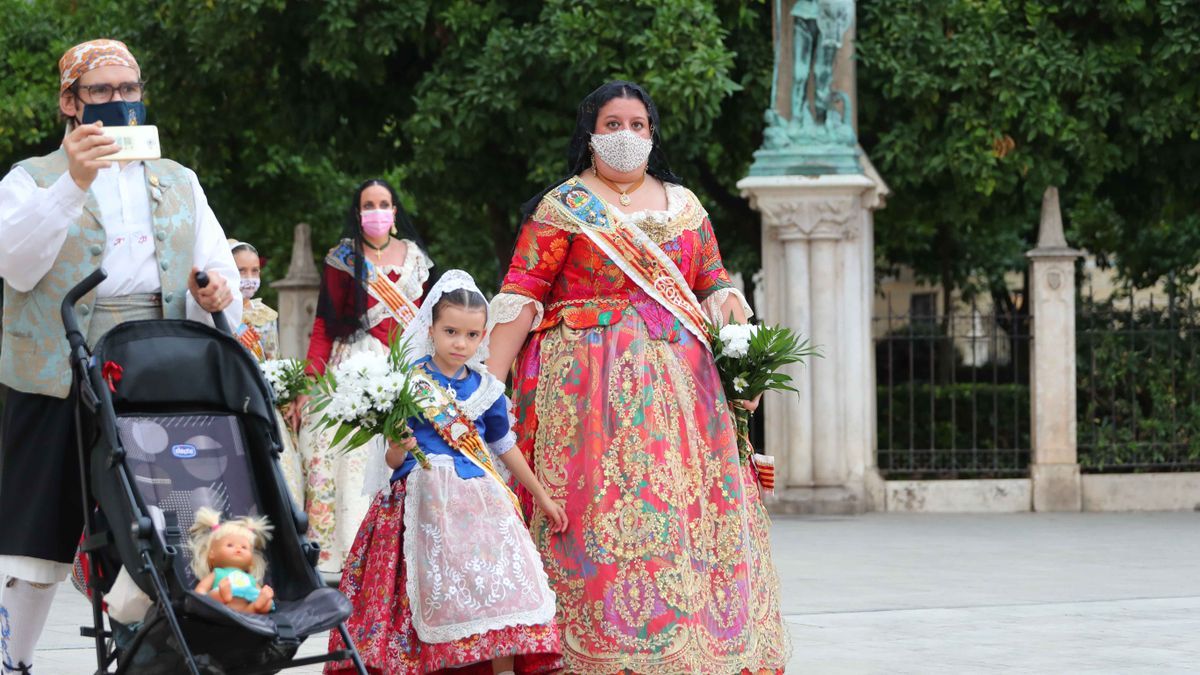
[537,493,569,533]
[385,435,418,470]
[287,394,309,432]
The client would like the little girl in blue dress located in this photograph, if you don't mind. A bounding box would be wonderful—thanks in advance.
[326,270,566,675]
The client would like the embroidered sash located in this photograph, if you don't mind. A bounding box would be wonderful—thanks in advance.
[411,370,522,515]
[542,179,712,349]
[326,241,420,330]
[236,324,264,360]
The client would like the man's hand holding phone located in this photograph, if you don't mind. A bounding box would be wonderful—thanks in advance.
[64,122,118,191]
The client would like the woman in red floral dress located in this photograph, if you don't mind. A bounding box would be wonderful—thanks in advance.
[486,81,791,674]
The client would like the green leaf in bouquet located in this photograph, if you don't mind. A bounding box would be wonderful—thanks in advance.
[307,397,332,416]
[278,358,312,406]
[349,428,376,450]
[330,422,357,448]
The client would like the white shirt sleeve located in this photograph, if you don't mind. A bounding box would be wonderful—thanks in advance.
[0,167,88,292]
[183,169,242,331]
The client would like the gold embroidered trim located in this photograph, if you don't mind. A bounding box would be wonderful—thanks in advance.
[532,180,707,243]
[242,299,278,327]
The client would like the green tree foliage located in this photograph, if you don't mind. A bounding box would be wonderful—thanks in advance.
[858,0,1200,297]
[0,1,88,159]
[5,0,1197,303]
[0,0,770,294]
[400,0,773,283]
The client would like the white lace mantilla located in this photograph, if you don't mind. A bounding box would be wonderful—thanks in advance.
[403,454,556,644]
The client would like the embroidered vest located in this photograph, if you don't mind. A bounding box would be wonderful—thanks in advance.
[1,149,196,398]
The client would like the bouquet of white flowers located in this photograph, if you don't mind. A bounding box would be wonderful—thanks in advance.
[709,321,819,465]
[260,358,310,408]
[308,338,432,468]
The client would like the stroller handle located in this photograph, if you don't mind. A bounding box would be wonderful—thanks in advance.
[193,270,233,335]
[62,268,108,355]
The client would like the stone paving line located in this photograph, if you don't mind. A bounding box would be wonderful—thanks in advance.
[29,512,1200,673]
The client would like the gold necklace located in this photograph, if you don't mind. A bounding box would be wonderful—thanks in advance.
[593,167,645,207]
[363,237,390,263]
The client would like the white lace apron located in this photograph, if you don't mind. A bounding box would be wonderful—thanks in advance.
[402,454,556,644]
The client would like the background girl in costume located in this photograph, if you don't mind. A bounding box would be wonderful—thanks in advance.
[486,81,792,674]
[229,238,306,504]
[326,270,565,675]
[230,239,279,361]
[292,179,436,578]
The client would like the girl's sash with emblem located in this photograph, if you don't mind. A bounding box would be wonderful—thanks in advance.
[326,241,420,329]
[541,179,712,349]
[411,369,522,515]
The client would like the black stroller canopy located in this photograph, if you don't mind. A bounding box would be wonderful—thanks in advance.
[94,319,277,427]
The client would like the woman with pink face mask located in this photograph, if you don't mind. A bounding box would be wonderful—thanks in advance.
[293,178,437,579]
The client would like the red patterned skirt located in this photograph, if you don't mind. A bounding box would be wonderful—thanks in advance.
[325,479,562,674]
[509,312,792,674]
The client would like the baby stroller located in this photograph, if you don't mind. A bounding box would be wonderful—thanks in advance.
[61,268,367,675]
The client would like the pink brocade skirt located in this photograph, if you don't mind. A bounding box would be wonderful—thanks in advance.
[324,480,562,675]
[511,309,791,674]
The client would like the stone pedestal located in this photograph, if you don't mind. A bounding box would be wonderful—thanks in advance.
[738,168,888,514]
[1027,188,1083,511]
[272,223,321,360]
[1031,464,1082,512]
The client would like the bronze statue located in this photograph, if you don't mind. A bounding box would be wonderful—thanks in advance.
[790,0,854,126]
[753,0,859,175]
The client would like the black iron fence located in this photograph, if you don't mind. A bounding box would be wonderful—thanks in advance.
[1077,288,1200,473]
[875,302,1032,479]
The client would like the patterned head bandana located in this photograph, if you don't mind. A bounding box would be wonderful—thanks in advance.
[58,39,140,94]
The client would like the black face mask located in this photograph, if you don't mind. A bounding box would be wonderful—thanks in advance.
[80,100,146,127]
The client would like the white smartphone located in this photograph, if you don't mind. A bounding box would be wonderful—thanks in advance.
[101,125,162,161]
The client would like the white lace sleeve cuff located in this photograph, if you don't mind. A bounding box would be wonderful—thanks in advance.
[489,431,516,484]
[702,287,754,326]
[489,292,544,329]
[488,431,517,457]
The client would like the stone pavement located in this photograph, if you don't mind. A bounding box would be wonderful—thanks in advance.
[29,512,1200,673]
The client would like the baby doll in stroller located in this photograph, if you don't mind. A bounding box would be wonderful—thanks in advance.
[190,507,276,614]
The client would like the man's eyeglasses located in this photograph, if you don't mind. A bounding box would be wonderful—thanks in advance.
[71,81,146,103]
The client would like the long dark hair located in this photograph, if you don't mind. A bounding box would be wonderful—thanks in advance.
[519,80,683,222]
[315,178,436,339]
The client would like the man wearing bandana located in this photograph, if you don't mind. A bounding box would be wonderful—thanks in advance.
[0,39,241,674]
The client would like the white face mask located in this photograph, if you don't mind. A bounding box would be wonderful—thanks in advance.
[239,277,260,299]
[590,129,653,173]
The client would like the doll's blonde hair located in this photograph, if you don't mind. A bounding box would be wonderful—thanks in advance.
[189,507,273,582]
